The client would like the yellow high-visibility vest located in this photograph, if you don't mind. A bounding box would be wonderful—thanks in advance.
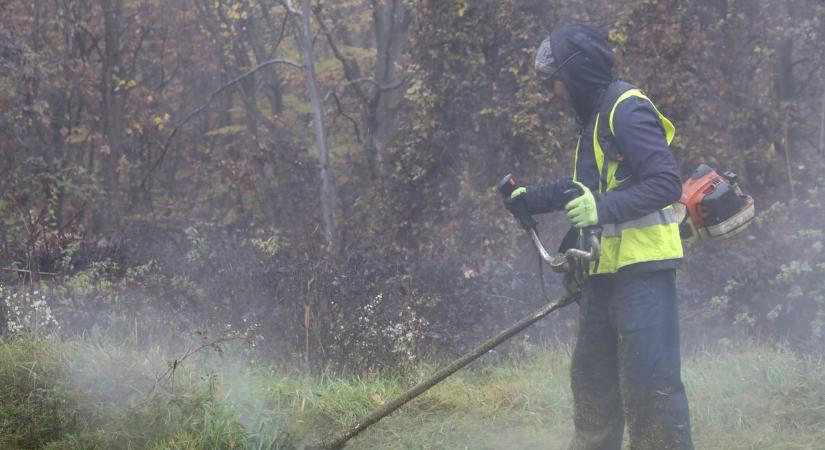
[573,84,683,274]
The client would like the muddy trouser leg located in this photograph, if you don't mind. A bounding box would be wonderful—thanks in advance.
[569,277,624,450]
[612,269,693,450]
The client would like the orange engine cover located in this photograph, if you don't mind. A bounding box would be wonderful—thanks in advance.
[680,165,723,230]
[676,164,755,242]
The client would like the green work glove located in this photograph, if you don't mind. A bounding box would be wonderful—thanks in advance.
[504,187,538,230]
[565,181,599,228]
[509,186,527,199]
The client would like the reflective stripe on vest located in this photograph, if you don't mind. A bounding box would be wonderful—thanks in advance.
[574,88,683,274]
[601,208,678,237]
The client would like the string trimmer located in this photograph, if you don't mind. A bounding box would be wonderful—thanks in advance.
[308,165,756,449]
[307,174,593,450]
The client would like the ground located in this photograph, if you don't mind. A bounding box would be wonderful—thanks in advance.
[1,335,824,449]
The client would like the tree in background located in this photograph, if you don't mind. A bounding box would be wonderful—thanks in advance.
[1,0,825,368]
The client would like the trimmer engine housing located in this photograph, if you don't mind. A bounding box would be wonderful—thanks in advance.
[675,164,755,243]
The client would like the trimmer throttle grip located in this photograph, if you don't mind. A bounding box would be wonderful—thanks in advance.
[562,180,602,250]
[496,174,520,198]
[498,174,538,230]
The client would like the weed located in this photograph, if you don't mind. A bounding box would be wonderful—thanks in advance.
[1,336,824,449]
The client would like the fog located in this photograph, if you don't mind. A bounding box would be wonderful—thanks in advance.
[1,0,825,448]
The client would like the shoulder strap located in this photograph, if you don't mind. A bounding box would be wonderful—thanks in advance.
[597,80,636,161]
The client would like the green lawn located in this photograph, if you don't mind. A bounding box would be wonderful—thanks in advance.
[1,335,823,449]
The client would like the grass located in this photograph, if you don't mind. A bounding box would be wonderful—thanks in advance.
[1,335,824,449]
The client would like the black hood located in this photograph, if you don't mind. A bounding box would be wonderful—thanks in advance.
[548,24,614,122]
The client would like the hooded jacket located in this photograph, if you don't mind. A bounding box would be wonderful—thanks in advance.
[523,24,683,272]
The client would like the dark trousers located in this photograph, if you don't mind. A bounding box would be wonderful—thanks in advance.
[569,269,693,450]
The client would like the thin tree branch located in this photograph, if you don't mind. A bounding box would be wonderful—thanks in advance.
[285,0,302,15]
[314,7,369,103]
[790,57,811,68]
[0,268,58,276]
[317,75,403,147]
[267,6,292,112]
[337,76,403,92]
[142,58,302,187]
[795,65,820,99]
[143,334,249,398]
[58,201,88,236]
[323,91,362,144]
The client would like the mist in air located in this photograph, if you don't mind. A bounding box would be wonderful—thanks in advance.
[1,1,824,449]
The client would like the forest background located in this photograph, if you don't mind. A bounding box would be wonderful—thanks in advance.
[2,0,825,373]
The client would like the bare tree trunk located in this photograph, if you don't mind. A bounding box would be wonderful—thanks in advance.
[229,26,280,227]
[317,1,410,179]
[294,0,335,249]
[783,108,796,199]
[775,36,796,198]
[98,0,126,232]
[820,83,825,155]
[367,0,410,178]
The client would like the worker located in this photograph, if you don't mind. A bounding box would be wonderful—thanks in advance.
[504,23,694,449]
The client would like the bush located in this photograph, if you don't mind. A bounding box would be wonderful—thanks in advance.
[679,175,825,348]
[0,334,292,449]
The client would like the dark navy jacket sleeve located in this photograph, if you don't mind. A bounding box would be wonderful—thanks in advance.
[521,176,570,215]
[595,97,682,224]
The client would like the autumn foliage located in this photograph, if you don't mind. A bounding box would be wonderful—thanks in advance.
[1,0,825,368]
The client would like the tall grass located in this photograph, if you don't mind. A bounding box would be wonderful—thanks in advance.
[1,334,823,449]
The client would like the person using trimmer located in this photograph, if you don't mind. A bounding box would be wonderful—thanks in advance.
[503,24,694,449]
